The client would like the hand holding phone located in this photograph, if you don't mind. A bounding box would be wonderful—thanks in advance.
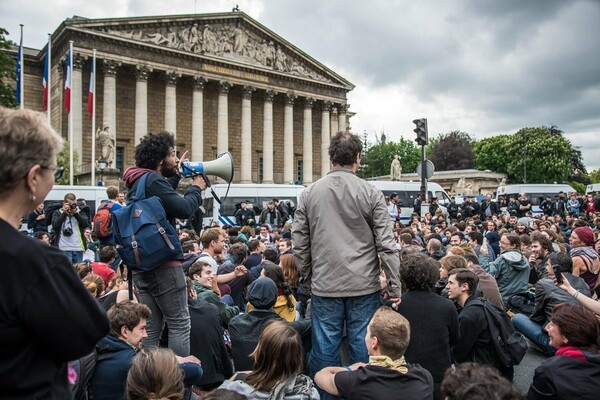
[553,266,563,284]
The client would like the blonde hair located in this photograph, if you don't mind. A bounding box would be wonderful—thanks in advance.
[83,273,105,298]
[369,306,411,359]
[126,348,184,400]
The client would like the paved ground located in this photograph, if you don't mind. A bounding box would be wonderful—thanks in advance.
[513,346,548,394]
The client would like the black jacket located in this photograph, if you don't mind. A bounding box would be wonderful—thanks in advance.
[27,209,48,232]
[527,350,600,400]
[480,200,500,218]
[530,274,590,326]
[51,207,90,246]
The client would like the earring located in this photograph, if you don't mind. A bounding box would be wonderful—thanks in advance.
[30,193,36,202]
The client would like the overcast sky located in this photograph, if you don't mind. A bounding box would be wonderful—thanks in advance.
[2,0,599,171]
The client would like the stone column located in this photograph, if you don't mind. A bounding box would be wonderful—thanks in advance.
[283,92,296,184]
[321,101,332,176]
[164,71,179,138]
[71,54,84,165]
[339,104,348,133]
[102,59,119,168]
[240,85,254,183]
[331,105,339,137]
[191,76,206,161]
[134,66,150,146]
[303,97,314,185]
[217,81,232,156]
[262,90,276,184]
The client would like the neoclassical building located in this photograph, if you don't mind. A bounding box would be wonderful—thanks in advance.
[16,11,354,185]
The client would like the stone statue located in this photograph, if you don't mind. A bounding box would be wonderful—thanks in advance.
[456,177,466,194]
[390,155,402,181]
[499,178,507,187]
[97,124,115,167]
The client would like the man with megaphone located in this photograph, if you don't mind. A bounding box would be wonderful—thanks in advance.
[122,131,207,358]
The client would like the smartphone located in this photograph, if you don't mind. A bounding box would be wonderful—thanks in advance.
[553,266,563,284]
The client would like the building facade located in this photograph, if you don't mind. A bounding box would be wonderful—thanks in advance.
[17,12,354,185]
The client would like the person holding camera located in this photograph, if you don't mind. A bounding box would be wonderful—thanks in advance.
[51,192,90,264]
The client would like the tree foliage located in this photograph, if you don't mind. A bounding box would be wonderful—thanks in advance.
[473,134,511,174]
[0,27,16,107]
[429,131,475,171]
[55,141,78,185]
[589,169,600,184]
[360,137,420,178]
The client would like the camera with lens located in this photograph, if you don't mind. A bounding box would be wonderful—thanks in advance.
[69,203,78,210]
[63,227,73,237]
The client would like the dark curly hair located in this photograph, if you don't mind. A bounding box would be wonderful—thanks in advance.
[328,131,362,166]
[135,132,175,170]
[400,253,440,292]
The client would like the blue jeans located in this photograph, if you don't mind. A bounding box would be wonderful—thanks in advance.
[64,250,83,264]
[133,266,191,357]
[310,292,380,400]
[512,313,555,357]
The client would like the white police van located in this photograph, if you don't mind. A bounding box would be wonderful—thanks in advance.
[202,184,305,227]
[586,183,600,195]
[368,181,452,223]
[495,184,576,215]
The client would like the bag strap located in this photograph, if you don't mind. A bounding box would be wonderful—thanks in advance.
[128,267,134,301]
[132,173,151,202]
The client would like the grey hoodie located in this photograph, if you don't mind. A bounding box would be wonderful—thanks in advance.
[219,374,320,399]
[480,249,529,305]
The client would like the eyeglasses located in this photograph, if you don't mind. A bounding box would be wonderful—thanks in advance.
[41,165,64,180]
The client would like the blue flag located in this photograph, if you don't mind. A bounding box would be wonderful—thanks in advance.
[15,43,22,105]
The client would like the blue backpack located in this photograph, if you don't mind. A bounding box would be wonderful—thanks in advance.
[112,173,182,276]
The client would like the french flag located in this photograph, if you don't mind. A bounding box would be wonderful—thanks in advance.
[43,53,49,111]
[64,48,71,113]
[87,56,94,116]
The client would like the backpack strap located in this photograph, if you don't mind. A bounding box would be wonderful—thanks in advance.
[132,173,152,202]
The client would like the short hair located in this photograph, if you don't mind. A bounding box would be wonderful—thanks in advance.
[369,306,411,360]
[106,186,119,199]
[34,231,49,240]
[134,131,175,170]
[399,233,413,245]
[246,320,304,391]
[74,262,93,280]
[262,248,278,263]
[442,362,522,400]
[64,193,76,202]
[107,301,151,338]
[328,131,362,166]
[99,245,117,263]
[400,253,440,292]
[201,227,226,249]
[248,238,260,252]
[440,255,468,273]
[126,348,184,400]
[0,107,63,195]
[279,237,291,249]
[469,231,483,245]
[427,238,442,251]
[531,231,553,252]
[228,243,248,265]
[549,252,573,274]
[520,234,531,247]
[188,260,211,279]
[552,303,600,351]
[449,268,479,295]
[259,223,271,232]
[462,252,480,266]
[446,246,465,256]
[451,231,465,241]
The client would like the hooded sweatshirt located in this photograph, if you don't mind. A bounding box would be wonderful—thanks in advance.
[480,249,529,305]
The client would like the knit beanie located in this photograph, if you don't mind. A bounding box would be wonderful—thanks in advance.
[573,226,595,247]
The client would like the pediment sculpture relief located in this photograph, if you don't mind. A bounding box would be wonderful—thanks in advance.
[104,22,333,83]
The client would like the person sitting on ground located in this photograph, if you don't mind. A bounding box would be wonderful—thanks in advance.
[250,248,278,280]
[442,362,522,400]
[435,255,467,297]
[480,233,530,306]
[99,274,137,311]
[217,242,253,308]
[569,226,600,294]
[82,273,106,299]
[244,238,263,270]
[248,262,297,322]
[125,348,184,400]
[513,252,590,357]
[527,303,600,400]
[90,301,203,400]
[188,260,240,326]
[398,254,458,400]
[228,278,311,372]
[220,320,319,399]
[315,306,434,400]
[555,268,600,316]
[462,252,505,310]
[186,278,233,391]
[91,245,117,287]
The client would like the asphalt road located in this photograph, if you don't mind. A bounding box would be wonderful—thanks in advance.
[513,346,548,394]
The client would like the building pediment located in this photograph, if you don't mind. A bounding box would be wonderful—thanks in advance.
[66,13,353,90]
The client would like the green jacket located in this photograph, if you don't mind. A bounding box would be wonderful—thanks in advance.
[193,281,240,326]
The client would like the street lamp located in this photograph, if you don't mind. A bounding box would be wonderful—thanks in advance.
[97,159,107,186]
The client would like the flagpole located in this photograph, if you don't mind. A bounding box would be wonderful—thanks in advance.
[69,40,74,186]
[91,49,96,185]
[47,33,51,125]
[19,24,24,110]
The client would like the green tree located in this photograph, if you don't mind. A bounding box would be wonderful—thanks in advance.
[429,131,475,170]
[0,27,16,107]
[569,181,586,195]
[589,169,600,183]
[473,134,511,174]
[360,137,420,178]
[55,141,78,185]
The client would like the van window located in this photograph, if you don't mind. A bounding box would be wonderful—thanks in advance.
[202,197,214,218]
[219,197,258,217]
[380,190,433,207]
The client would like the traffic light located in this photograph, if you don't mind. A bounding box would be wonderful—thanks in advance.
[413,118,428,146]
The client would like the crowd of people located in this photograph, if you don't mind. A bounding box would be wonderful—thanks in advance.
[2,107,600,400]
